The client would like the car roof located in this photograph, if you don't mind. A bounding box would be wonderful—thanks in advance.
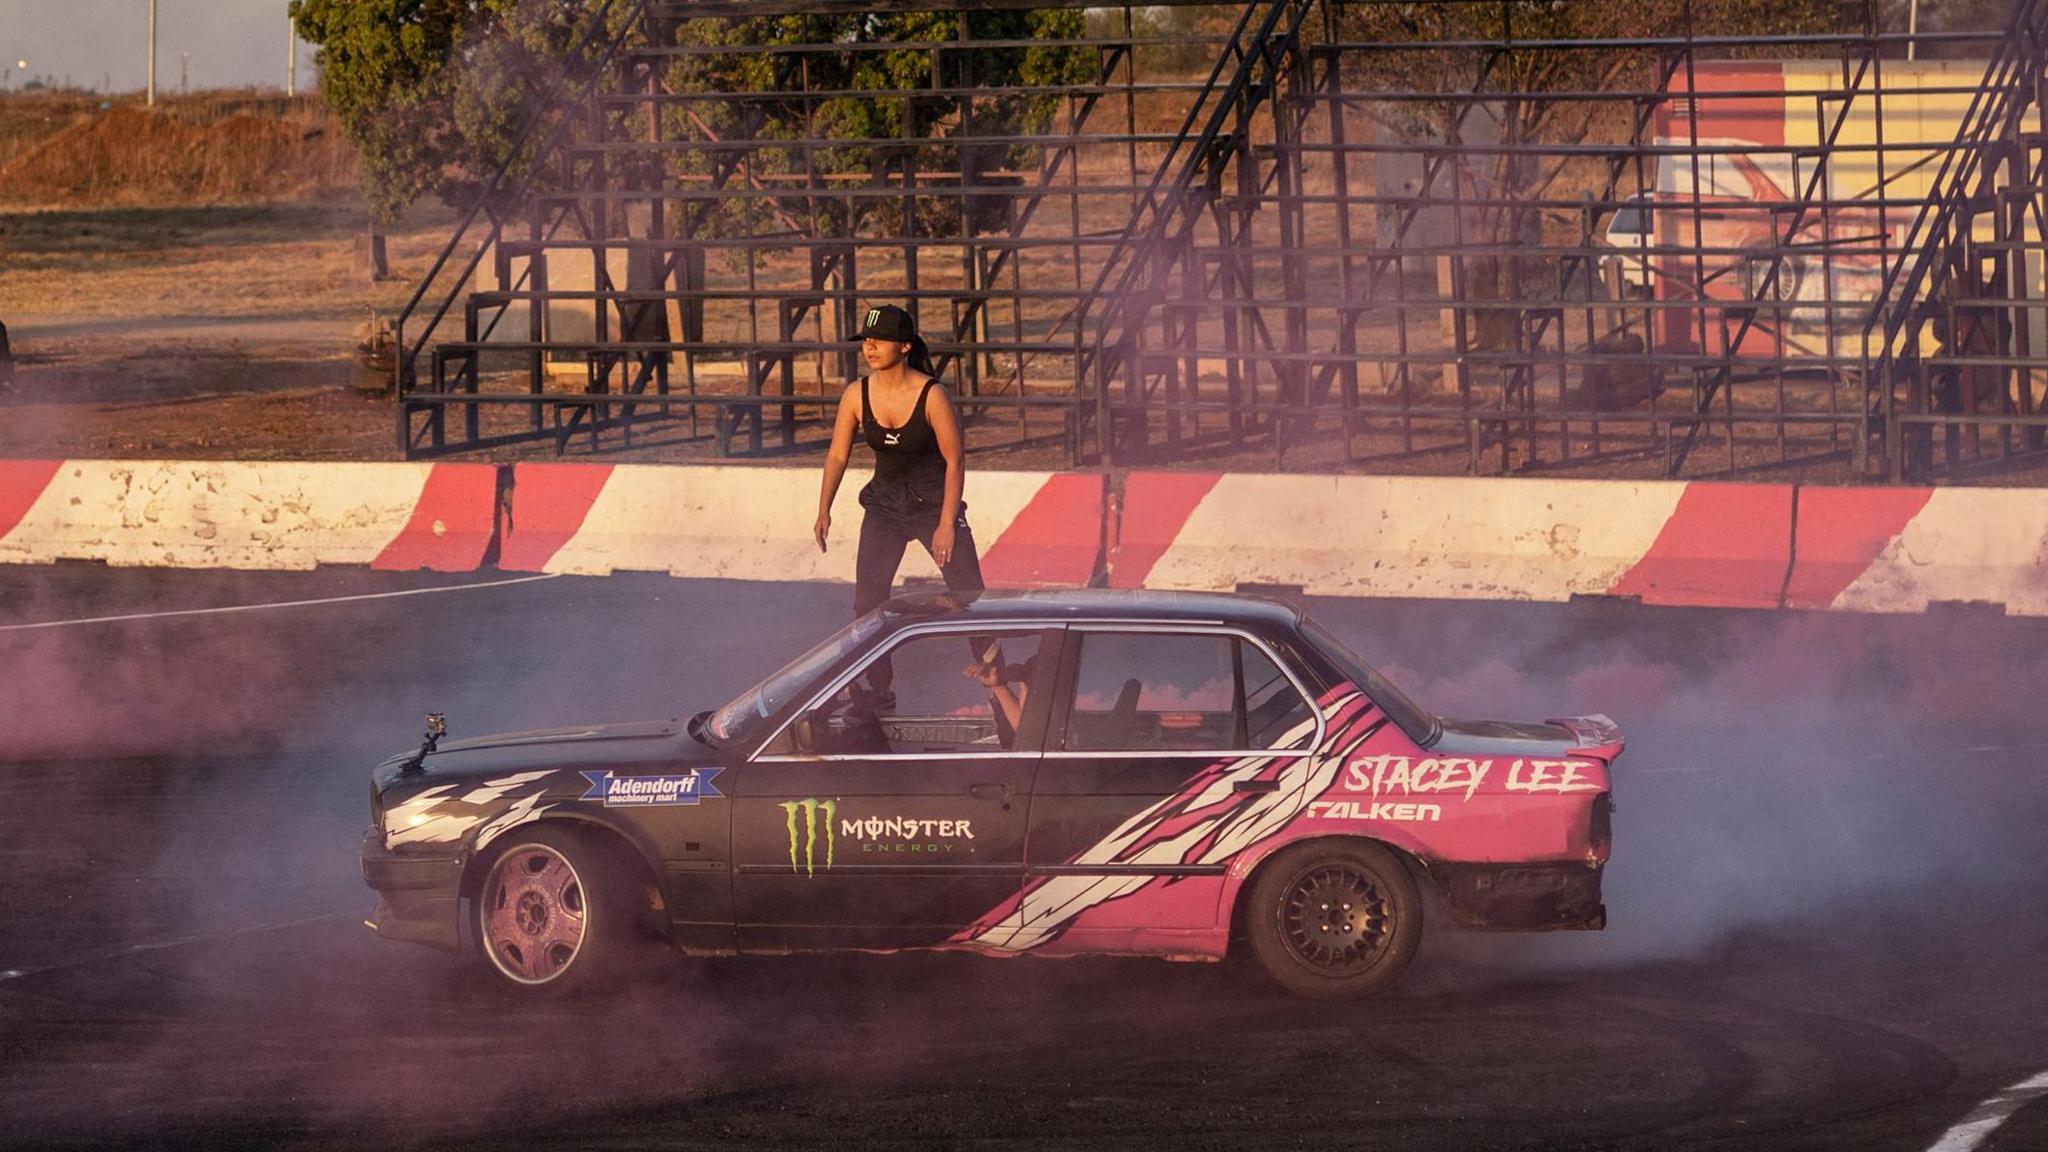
[878,588,1302,630]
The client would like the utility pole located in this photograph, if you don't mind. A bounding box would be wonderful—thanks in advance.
[180,50,188,94]
[288,17,297,94]
[146,0,157,106]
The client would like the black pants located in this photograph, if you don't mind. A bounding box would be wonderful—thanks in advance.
[854,482,985,694]
[853,483,985,616]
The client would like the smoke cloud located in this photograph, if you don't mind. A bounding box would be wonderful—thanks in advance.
[3,577,2045,1144]
[1312,598,2048,977]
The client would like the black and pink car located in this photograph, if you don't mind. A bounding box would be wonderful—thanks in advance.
[362,590,1622,999]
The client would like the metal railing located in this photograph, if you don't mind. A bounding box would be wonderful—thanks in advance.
[390,0,2048,483]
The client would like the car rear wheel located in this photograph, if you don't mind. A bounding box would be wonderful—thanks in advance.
[1245,840,1421,999]
[474,826,623,996]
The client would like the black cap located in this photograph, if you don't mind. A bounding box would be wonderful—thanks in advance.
[853,304,917,342]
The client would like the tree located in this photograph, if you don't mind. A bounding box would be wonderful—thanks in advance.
[290,0,616,227]
[1880,0,2018,55]
[661,10,1095,243]
[293,1,1094,245]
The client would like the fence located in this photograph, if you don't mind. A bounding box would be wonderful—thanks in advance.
[395,0,2048,484]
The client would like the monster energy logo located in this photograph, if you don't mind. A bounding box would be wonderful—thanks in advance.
[865,308,881,329]
[775,799,979,875]
[778,798,837,876]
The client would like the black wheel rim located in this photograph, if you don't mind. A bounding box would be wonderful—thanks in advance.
[1279,863,1394,974]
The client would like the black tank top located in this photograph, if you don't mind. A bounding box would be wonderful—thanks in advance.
[861,376,946,489]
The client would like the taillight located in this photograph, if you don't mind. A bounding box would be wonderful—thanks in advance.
[1589,792,1613,862]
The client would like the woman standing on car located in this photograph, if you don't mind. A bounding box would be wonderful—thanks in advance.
[814,304,985,627]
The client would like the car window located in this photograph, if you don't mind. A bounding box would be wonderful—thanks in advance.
[1242,641,1317,750]
[1063,632,1313,753]
[708,613,884,745]
[1298,618,1440,747]
[777,630,1046,757]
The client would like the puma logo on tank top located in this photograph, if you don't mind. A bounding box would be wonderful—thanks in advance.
[862,376,940,474]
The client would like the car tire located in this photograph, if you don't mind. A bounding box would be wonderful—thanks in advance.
[1244,839,1422,1000]
[473,825,626,996]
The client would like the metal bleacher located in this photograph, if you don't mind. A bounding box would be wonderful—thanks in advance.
[394,0,2048,482]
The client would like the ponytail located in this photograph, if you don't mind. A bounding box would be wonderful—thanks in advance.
[906,333,935,378]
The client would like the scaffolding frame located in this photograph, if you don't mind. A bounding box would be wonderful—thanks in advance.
[394,0,2048,482]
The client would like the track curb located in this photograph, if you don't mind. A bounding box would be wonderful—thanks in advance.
[2,460,2041,615]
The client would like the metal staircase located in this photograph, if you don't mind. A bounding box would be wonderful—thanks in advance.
[1064,0,1320,465]
[1863,0,2048,479]
[395,0,644,454]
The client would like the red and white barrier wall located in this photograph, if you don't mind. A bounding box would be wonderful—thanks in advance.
[1108,473,1794,609]
[0,460,495,572]
[496,463,1103,588]
[1108,473,2048,615]
[2,458,2043,616]
[1786,487,2048,615]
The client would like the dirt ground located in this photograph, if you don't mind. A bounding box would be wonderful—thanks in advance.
[0,195,456,460]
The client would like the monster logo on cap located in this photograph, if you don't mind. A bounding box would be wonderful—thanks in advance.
[854,304,916,342]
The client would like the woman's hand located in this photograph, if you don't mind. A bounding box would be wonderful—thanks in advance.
[814,511,831,553]
[931,522,955,568]
[963,662,1001,689]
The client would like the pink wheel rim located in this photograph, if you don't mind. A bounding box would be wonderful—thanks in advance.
[481,843,588,985]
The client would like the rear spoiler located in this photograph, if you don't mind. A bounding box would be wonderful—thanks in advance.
[1549,714,1624,763]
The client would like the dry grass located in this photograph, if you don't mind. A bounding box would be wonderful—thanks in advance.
[0,195,461,461]
[0,90,356,208]
[0,198,445,321]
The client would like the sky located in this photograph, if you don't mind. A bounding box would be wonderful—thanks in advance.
[0,0,312,95]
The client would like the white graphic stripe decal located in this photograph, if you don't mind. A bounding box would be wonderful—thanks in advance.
[961,691,1381,953]
[383,771,558,849]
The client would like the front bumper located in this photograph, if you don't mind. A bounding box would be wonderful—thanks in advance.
[361,827,465,952]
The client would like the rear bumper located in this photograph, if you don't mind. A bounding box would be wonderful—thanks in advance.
[361,828,464,952]
[1430,862,1606,931]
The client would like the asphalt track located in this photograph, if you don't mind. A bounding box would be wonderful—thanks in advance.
[2,567,2046,1152]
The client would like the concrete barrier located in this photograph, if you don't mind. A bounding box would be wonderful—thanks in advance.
[1788,486,2048,615]
[500,464,1102,588]
[0,460,495,571]
[1109,472,1794,608]
[1606,482,1795,609]
[4,457,2043,618]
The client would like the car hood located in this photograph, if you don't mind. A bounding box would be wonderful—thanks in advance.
[374,718,711,789]
[430,719,678,754]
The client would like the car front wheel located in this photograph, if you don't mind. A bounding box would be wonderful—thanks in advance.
[1245,839,1422,999]
[474,826,622,995]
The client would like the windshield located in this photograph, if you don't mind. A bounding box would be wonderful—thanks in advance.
[706,614,885,745]
[1299,619,1441,747]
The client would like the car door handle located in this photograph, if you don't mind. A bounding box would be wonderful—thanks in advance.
[968,783,1012,802]
[1233,779,1279,794]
